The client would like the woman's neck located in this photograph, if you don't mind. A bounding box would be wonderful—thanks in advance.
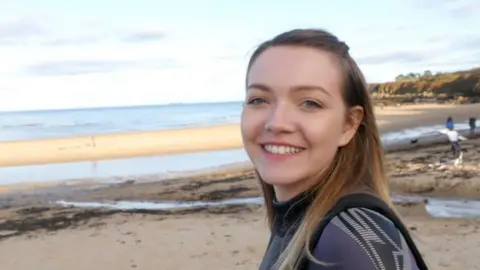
[274,184,310,202]
[273,176,322,202]
[274,182,373,203]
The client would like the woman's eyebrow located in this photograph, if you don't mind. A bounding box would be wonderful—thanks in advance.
[291,85,330,97]
[247,83,271,92]
[247,83,330,97]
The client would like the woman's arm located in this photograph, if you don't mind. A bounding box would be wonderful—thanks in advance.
[307,207,419,270]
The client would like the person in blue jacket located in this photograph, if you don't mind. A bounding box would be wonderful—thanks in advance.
[240,28,427,269]
[446,116,454,130]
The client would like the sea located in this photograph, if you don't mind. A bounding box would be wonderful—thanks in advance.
[0,102,243,142]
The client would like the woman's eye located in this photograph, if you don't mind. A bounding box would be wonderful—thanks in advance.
[247,97,266,105]
[303,100,322,109]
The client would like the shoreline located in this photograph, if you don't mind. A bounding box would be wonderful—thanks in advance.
[0,130,478,197]
[0,103,478,167]
[1,136,479,208]
[0,130,476,194]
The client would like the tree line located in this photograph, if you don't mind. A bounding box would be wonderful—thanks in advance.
[395,70,444,81]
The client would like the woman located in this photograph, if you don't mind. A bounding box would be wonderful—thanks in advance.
[240,29,428,269]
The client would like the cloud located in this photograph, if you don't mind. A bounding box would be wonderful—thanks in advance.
[25,59,181,76]
[42,36,102,46]
[354,25,480,71]
[39,29,168,47]
[0,17,46,45]
[357,51,432,65]
[0,13,169,47]
[414,0,480,18]
[444,0,480,18]
[42,29,168,47]
[25,60,132,76]
[449,34,480,50]
[0,15,104,47]
[120,30,167,43]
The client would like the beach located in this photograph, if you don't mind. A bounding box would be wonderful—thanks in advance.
[0,103,479,269]
[1,208,478,270]
[0,135,480,269]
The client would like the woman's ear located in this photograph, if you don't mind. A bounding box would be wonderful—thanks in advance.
[338,106,364,147]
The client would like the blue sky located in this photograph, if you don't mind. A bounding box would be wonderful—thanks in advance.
[0,0,479,111]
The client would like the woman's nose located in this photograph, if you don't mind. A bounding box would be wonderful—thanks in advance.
[264,104,295,134]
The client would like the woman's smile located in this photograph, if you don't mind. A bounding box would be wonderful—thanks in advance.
[260,142,306,161]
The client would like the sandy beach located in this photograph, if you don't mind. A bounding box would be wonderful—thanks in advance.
[2,208,479,270]
[0,138,478,269]
[0,103,479,269]
[0,103,479,167]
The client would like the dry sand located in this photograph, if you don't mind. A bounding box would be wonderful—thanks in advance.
[0,137,479,269]
[0,124,241,167]
[0,103,479,167]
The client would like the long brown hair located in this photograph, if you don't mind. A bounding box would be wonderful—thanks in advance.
[245,29,392,269]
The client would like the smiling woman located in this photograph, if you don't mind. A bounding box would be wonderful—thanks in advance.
[240,29,428,270]
[243,46,364,201]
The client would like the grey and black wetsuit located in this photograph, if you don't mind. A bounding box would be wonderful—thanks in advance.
[259,192,421,270]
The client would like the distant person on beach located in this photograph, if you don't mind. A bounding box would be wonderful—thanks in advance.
[446,116,454,130]
[469,117,477,135]
[445,127,467,159]
[241,29,426,270]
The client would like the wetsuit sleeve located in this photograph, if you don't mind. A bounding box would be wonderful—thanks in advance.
[307,207,419,270]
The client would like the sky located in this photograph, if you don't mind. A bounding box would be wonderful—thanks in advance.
[0,0,479,111]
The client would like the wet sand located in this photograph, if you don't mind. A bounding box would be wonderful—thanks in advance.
[0,103,479,167]
[0,137,479,269]
[388,137,480,198]
[1,208,479,270]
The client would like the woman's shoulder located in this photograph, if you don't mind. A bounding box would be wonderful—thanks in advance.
[307,207,419,269]
[327,206,399,237]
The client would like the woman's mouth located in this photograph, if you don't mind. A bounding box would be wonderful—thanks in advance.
[262,144,305,155]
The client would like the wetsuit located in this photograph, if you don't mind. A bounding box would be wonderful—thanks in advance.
[259,192,420,270]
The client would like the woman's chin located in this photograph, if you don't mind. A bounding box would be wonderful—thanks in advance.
[259,173,303,187]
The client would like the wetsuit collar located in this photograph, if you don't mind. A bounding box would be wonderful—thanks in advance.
[271,191,315,237]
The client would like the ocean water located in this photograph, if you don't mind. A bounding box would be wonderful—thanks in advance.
[0,102,243,142]
[0,148,249,185]
[55,195,480,219]
[0,102,478,143]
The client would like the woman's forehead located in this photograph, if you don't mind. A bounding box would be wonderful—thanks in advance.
[247,46,344,96]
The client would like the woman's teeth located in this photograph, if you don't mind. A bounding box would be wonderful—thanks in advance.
[263,145,303,154]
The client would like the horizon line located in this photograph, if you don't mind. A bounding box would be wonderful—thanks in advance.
[0,100,245,114]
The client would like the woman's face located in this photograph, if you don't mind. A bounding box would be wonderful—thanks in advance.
[241,46,362,201]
